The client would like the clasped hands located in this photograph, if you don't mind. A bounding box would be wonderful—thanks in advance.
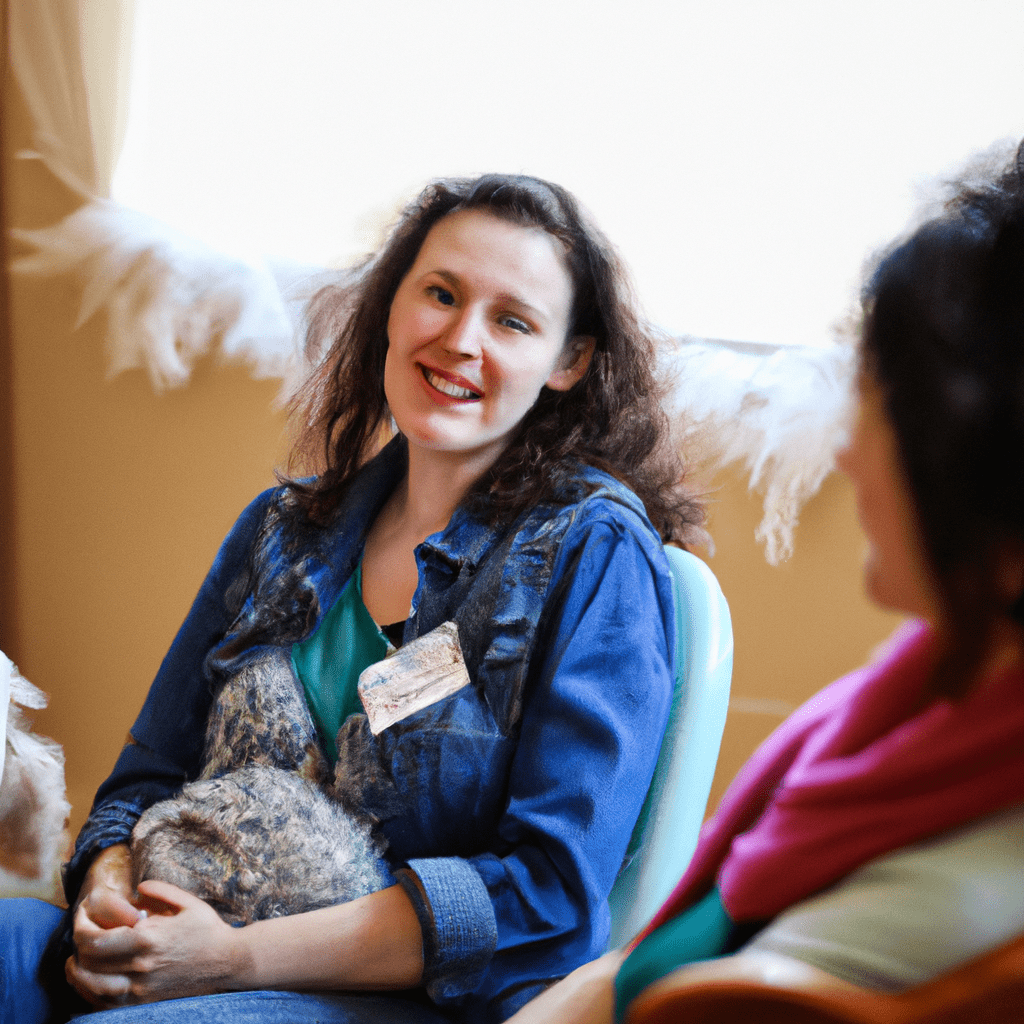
[66,843,239,1009]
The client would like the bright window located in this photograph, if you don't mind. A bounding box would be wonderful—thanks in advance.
[114,0,1024,348]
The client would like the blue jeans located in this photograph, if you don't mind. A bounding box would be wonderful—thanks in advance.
[0,898,81,1024]
[76,992,449,1022]
[0,899,449,1024]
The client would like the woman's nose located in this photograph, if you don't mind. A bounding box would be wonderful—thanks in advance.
[442,308,484,357]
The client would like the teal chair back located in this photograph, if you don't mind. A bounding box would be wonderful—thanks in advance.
[607,546,734,948]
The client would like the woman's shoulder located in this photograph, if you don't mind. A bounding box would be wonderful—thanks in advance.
[483,464,672,597]
[547,462,663,544]
[240,483,288,519]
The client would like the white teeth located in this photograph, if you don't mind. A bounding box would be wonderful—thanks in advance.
[425,368,480,400]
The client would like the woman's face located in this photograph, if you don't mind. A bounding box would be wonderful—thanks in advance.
[837,374,942,622]
[384,209,593,472]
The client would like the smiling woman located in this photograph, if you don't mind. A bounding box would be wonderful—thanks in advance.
[0,172,705,1024]
[383,211,593,481]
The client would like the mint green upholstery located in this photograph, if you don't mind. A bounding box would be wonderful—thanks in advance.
[607,547,733,948]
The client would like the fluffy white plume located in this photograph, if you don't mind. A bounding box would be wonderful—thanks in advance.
[0,653,70,900]
[10,199,325,391]
[663,337,856,564]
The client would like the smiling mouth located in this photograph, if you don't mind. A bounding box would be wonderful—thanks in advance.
[422,367,482,401]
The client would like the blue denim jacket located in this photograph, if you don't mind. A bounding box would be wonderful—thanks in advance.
[66,439,675,1023]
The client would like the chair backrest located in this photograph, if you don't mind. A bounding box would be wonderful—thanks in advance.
[607,546,734,948]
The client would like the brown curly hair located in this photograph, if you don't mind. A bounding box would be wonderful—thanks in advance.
[287,173,703,543]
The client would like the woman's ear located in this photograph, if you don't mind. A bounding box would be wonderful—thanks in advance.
[546,336,596,392]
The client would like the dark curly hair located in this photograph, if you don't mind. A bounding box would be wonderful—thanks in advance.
[860,139,1024,691]
[286,173,703,544]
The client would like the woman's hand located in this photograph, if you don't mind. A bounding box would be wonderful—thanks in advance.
[70,866,425,1005]
[67,843,144,1007]
[68,877,240,1006]
[505,950,625,1024]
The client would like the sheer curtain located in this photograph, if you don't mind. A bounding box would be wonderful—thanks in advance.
[9,0,307,392]
[8,0,115,198]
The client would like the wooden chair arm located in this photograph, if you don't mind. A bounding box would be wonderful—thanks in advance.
[625,933,1024,1024]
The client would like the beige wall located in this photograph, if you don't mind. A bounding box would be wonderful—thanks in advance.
[1,1,16,666]
[4,78,292,833]
[3,67,905,843]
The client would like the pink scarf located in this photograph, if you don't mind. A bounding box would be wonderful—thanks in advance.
[638,620,1024,943]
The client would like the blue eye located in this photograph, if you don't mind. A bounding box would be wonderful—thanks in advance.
[500,315,531,334]
[428,285,455,306]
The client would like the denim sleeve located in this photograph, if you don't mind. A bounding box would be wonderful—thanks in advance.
[405,512,676,1017]
[62,488,276,905]
[398,858,497,999]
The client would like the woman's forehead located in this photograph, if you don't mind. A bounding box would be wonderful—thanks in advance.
[409,210,575,314]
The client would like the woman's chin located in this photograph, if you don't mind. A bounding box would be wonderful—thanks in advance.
[863,570,935,623]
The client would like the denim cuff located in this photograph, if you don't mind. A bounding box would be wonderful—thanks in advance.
[62,799,144,905]
[403,856,497,1002]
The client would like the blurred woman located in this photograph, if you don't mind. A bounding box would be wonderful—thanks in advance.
[511,139,1024,1024]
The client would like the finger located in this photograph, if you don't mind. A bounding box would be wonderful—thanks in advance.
[80,923,152,962]
[79,887,145,929]
[136,878,203,912]
[66,952,133,1008]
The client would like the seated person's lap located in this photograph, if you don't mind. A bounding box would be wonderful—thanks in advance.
[77,991,451,1023]
[0,899,450,1024]
[0,898,73,1024]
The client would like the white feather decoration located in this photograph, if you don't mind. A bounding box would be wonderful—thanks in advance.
[663,337,856,564]
[0,653,70,901]
[11,199,313,391]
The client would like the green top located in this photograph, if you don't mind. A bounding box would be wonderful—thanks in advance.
[614,886,734,1022]
[290,561,391,761]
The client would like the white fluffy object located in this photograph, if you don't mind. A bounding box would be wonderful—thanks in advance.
[663,337,856,564]
[0,652,70,900]
[11,199,317,391]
